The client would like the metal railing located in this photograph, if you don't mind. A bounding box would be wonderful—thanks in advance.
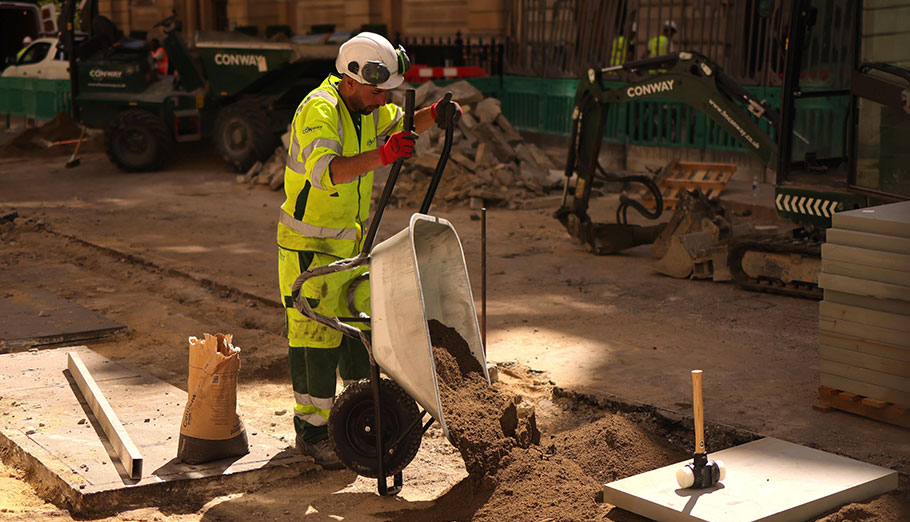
[501,0,853,88]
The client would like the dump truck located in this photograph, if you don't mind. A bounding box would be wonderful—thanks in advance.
[62,1,337,172]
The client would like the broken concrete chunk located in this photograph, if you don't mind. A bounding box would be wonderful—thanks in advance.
[546,169,566,188]
[492,164,516,187]
[413,152,441,171]
[459,111,478,130]
[474,142,490,166]
[495,113,523,143]
[475,97,502,124]
[514,143,538,168]
[453,138,476,159]
[414,80,439,108]
[414,132,434,156]
[527,143,557,170]
[520,162,551,189]
[445,80,485,106]
[269,170,285,191]
[472,122,515,163]
[450,151,477,172]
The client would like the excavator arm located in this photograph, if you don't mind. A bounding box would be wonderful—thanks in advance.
[556,51,780,254]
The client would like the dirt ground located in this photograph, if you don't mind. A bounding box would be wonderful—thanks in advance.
[0,141,907,521]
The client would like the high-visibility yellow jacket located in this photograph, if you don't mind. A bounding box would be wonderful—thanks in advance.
[278,75,404,257]
[648,35,671,57]
[609,36,627,66]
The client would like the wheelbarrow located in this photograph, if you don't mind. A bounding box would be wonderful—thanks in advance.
[289,90,488,495]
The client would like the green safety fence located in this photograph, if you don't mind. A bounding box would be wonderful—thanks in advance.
[444,76,845,161]
[0,77,71,121]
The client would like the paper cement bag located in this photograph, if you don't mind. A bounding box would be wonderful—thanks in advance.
[177,333,249,464]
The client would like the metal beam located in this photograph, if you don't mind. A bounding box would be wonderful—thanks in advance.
[66,352,143,480]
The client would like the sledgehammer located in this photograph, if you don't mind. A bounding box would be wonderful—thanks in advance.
[676,370,726,489]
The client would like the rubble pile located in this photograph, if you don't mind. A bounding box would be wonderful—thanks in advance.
[239,80,564,208]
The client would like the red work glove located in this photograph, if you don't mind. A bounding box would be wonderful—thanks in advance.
[430,97,463,128]
[379,130,418,165]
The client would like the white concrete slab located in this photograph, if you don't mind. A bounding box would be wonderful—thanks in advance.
[822,243,910,273]
[817,272,909,302]
[823,289,910,316]
[822,259,910,286]
[603,437,897,522]
[832,201,910,239]
[819,301,910,332]
[819,330,910,363]
[820,372,910,407]
[826,228,910,255]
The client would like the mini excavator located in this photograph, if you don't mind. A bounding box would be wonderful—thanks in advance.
[555,48,909,299]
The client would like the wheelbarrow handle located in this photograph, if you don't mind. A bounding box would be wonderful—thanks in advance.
[289,253,371,346]
[362,89,416,254]
[419,91,455,215]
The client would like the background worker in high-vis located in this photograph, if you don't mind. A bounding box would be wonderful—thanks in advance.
[277,32,461,469]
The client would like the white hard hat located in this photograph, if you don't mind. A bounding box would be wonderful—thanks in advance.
[664,20,678,32]
[22,36,32,45]
[336,32,410,90]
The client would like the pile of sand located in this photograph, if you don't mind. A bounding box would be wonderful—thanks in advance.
[427,319,603,521]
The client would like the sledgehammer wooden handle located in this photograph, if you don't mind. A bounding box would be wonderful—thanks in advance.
[692,370,705,454]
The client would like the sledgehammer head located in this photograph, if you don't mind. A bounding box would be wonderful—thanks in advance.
[676,452,726,489]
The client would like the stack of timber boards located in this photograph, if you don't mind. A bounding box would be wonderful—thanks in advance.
[817,200,910,426]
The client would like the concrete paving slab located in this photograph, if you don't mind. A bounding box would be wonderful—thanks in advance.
[603,437,897,522]
[0,290,124,353]
[826,228,910,254]
[821,243,910,272]
[819,343,910,377]
[822,259,910,286]
[0,346,313,514]
[832,201,910,239]
[817,272,909,302]
[818,330,910,363]
[819,359,910,393]
[823,289,910,316]
[819,316,908,348]
[819,301,910,332]
[820,372,910,407]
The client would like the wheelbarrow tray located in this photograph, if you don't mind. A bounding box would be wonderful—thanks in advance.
[369,213,488,441]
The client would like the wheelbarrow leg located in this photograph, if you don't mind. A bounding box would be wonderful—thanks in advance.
[371,361,403,496]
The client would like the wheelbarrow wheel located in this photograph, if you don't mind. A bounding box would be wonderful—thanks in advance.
[329,377,422,478]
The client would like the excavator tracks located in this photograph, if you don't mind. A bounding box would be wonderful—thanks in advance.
[728,235,823,300]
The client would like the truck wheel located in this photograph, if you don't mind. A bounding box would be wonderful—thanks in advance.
[105,109,174,172]
[213,101,275,172]
[329,378,423,478]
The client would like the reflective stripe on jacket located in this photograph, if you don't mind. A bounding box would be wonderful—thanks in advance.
[278,75,404,257]
[609,36,627,66]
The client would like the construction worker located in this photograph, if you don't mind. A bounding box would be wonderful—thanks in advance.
[645,20,677,73]
[15,36,32,62]
[149,38,168,77]
[609,22,636,67]
[277,32,461,469]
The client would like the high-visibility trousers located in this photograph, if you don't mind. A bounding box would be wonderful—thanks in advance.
[278,246,371,442]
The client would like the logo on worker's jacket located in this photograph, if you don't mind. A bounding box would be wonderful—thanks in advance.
[301,125,322,134]
[214,53,268,72]
[626,79,675,98]
[89,68,124,80]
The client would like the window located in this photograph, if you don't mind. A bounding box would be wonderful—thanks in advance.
[18,42,50,65]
